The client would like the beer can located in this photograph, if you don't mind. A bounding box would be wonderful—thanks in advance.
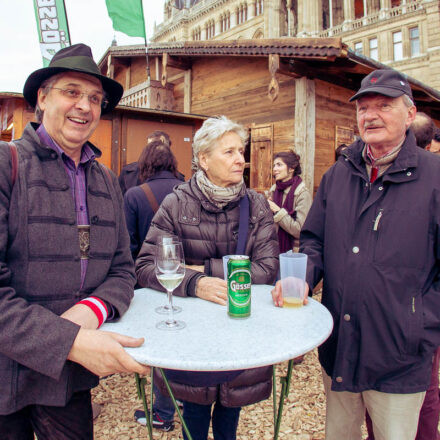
[227,255,251,318]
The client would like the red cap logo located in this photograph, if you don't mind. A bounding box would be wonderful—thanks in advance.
[370,77,378,84]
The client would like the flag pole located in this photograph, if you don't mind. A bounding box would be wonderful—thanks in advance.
[62,0,72,44]
[140,0,151,81]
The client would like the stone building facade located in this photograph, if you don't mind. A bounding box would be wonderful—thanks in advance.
[151,0,440,89]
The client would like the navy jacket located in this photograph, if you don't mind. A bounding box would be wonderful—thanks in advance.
[124,170,182,259]
[301,129,440,394]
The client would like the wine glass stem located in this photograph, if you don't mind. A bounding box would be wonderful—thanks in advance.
[167,289,175,324]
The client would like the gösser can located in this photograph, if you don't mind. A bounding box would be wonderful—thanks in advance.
[227,255,251,318]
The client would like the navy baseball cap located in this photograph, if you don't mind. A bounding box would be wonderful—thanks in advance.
[349,69,413,102]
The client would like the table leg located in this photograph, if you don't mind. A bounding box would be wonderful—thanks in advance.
[135,373,153,439]
[273,359,294,440]
[158,367,193,440]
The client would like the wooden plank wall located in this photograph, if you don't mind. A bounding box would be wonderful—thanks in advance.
[314,78,358,193]
[189,56,297,183]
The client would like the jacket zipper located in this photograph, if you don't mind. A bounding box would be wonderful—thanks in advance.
[373,209,383,231]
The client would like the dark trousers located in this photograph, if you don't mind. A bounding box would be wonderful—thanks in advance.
[366,347,440,440]
[153,383,175,421]
[182,400,241,440]
[0,390,93,440]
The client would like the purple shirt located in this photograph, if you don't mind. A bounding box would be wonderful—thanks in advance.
[36,124,94,289]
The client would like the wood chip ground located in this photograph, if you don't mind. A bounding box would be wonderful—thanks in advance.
[92,292,439,440]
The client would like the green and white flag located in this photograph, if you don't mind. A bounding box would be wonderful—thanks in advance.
[33,0,71,67]
[105,0,146,39]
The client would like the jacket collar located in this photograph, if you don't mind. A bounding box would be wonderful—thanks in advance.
[27,122,102,161]
[343,129,419,183]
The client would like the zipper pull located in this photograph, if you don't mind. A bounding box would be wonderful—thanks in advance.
[373,209,383,231]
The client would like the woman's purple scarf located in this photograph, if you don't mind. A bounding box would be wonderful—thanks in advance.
[273,175,302,252]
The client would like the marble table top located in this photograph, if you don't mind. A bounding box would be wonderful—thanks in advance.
[102,285,333,371]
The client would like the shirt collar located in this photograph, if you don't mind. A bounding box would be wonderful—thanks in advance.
[36,124,96,166]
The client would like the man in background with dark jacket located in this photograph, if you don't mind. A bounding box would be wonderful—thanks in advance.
[273,69,440,440]
[118,130,171,195]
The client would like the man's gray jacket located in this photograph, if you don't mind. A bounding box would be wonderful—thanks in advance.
[0,123,135,414]
[301,129,440,393]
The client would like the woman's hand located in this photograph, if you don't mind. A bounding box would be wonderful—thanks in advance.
[271,280,310,307]
[196,277,227,305]
[268,199,280,214]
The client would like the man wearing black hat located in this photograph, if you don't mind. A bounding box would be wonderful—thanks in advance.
[0,44,149,439]
[273,69,440,439]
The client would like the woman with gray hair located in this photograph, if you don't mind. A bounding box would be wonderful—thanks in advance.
[136,115,279,439]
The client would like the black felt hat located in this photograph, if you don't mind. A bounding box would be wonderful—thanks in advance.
[23,43,123,114]
[349,69,413,102]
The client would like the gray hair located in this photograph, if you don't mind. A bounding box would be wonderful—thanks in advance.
[402,94,415,108]
[34,73,65,123]
[192,115,248,171]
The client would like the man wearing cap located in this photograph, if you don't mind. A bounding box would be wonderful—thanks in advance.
[272,69,440,439]
[0,44,148,439]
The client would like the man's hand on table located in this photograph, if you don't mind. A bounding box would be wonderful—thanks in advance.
[196,276,227,305]
[67,329,150,377]
[271,280,310,307]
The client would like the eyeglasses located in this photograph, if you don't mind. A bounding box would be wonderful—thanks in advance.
[47,87,109,109]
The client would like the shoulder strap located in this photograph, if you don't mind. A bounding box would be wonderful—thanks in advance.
[235,194,249,255]
[140,183,160,213]
[8,142,18,187]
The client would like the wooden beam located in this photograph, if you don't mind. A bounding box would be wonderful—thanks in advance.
[111,112,122,173]
[184,70,191,114]
[165,56,192,71]
[278,59,302,78]
[155,57,160,82]
[12,100,24,140]
[125,67,131,91]
[161,53,168,87]
[168,71,186,83]
[268,54,280,102]
[294,77,316,194]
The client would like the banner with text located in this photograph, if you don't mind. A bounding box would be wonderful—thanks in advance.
[33,0,71,67]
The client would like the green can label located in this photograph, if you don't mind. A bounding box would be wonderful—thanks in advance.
[227,256,251,318]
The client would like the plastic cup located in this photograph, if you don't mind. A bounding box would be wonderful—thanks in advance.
[279,251,307,308]
[223,255,234,280]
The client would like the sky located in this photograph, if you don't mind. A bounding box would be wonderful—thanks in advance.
[0,0,165,93]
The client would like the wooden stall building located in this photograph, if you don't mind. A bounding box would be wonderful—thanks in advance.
[99,37,440,194]
[0,93,205,180]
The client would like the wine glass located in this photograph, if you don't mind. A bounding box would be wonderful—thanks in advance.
[155,236,182,315]
[155,241,186,330]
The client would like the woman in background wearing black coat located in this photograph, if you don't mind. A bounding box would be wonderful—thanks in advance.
[124,141,183,260]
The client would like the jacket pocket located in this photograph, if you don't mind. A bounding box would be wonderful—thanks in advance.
[405,294,423,355]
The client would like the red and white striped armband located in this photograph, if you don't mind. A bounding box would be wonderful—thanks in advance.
[77,296,109,328]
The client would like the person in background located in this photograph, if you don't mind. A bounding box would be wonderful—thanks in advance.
[136,115,279,440]
[267,150,312,253]
[272,69,440,440]
[411,111,436,150]
[428,128,440,155]
[124,140,183,432]
[0,43,148,440]
[335,143,348,160]
[124,141,183,260]
[365,110,440,440]
[118,130,171,195]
